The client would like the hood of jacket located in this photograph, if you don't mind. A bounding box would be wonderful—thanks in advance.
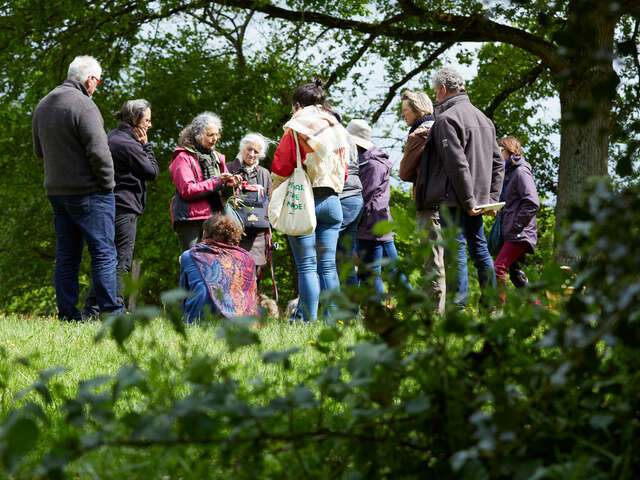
[359,145,391,170]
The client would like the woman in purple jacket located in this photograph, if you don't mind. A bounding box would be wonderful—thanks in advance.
[494,137,540,303]
[347,120,410,297]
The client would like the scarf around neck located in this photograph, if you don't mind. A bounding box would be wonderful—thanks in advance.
[194,143,220,180]
[409,115,435,134]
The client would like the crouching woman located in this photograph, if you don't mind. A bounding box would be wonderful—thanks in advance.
[179,215,259,323]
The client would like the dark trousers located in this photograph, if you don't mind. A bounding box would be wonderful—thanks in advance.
[84,212,137,315]
[48,193,122,320]
[175,220,204,253]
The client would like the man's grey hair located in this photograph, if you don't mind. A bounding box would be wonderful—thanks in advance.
[115,99,150,126]
[67,55,102,83]
[178,112,222,149]
[432,67,466,93]
[238,132,271,160]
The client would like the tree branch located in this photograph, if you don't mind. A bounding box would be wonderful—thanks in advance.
[211,0,560,70]
[325,34,378,90]
[484,62,545,120]
[631,19,640,99]
[370,42,452,125]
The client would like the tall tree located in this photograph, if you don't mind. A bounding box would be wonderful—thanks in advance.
[203,0,639,260]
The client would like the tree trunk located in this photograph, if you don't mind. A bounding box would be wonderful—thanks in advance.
[554,8,616,265]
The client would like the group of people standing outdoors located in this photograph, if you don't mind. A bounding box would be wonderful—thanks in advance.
[32,55,540,323]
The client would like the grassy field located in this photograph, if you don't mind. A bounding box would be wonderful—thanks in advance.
[0,314,370,478]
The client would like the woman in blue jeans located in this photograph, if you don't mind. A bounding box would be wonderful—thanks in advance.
[346,119,410,297]
[271,79,354,322]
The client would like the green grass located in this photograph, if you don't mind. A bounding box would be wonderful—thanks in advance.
[0,314,370,478]
[0,314,368,399]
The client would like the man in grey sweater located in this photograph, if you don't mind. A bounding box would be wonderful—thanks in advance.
[421,67,504,309]
[33,55,122,320]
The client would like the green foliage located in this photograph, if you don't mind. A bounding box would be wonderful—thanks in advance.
[1,179,639,478]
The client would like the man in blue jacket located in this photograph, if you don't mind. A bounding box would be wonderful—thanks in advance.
[418,67,504,309]
[33,55,122,320]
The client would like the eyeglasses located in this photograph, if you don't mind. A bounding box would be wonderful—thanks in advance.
[91,76,102,85]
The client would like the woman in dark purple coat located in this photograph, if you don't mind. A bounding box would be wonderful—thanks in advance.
[494,137,540,303]
[347,119,410,297]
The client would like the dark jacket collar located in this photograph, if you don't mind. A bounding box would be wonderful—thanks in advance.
[62,79,90,97]
[116,122,137,140]
[434,92,469,116]
[409,115,435,134]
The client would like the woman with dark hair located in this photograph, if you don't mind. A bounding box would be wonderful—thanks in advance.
[493,136,540,303]
[169,112,241,252]
[179,215,259,323]
[83,99,158,317]
[270,79,354,323]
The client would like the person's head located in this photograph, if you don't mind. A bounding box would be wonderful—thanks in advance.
[291,78,338,117]
[431,67,466,103]
[178,112,222,151]
[115,99,151,131]
[346,119,373,151]
[67,55,102,96]
[400,90,434,126]
[202,215,243,245]
[498,136,523,160]
[238,133,268,167]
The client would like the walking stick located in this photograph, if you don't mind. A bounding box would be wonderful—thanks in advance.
[266,227,279,304]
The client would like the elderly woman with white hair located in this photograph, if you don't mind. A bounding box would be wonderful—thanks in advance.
[170,112,241,252]
[228,132,273,278]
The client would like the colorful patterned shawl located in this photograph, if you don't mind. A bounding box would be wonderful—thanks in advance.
[189,239,258,318]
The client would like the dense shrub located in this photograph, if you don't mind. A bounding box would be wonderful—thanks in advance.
[0,179,638,479]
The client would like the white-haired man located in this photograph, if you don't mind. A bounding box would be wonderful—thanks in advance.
[32,55,122,320]
[416,67,504,310]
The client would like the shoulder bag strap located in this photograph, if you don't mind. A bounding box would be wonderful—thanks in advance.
[292,131,303,169]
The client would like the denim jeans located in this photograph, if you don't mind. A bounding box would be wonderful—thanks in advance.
[288,192,343,322]
[337,194,364,286]
[48,193,122,320]
[440,206,496,308]
[84,212,137,315]
[358,237,411,297]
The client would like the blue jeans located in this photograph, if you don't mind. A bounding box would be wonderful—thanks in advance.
[440,206,496,308]
[337,194,364,286]
[84,212,137,315]
[358,237,411,297]
[48,193,122,320]
[288,192,343,322]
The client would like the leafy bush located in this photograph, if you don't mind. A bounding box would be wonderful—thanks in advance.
[1,179,639,479]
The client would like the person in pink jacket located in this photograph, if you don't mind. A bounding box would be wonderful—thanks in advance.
[169,112,240,252]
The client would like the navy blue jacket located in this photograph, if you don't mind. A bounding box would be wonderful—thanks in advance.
[109,123,158,215]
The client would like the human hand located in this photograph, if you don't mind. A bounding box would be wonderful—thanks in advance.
[133,126,148,144]
[484,210,497,217]
[467,207,484,216]
[219,172,234,186]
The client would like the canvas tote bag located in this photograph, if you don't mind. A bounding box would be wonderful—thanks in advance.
[268,132,316,236]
